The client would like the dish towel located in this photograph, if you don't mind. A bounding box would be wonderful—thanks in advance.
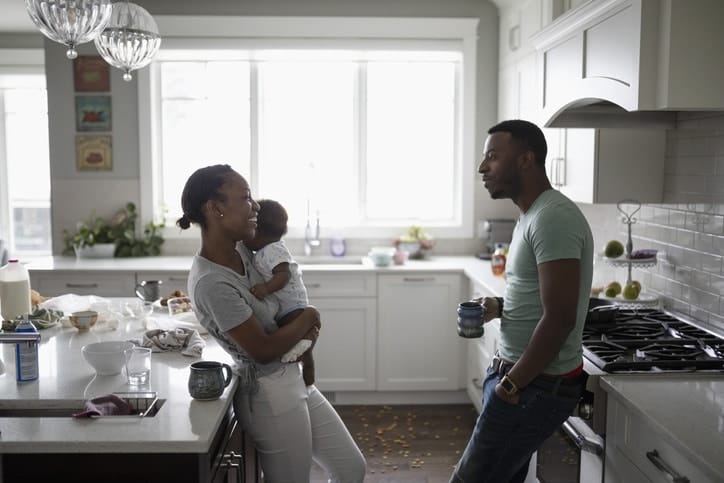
[141,328,205,357]
[73,394,132,418]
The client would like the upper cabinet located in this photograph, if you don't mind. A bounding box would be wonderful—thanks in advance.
[498,0,544,68]
[532,0,724,127]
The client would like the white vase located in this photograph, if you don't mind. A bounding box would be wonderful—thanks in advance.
[74,243,116,259]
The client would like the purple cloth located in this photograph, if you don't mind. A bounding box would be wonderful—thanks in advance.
[73,394,133,418]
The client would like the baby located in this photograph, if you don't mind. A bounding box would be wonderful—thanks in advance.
[244,199,316,385]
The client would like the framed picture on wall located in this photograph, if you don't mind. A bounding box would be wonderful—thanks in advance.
[75,95,112,131]
[76,135,112,171]
[73,56,110,92]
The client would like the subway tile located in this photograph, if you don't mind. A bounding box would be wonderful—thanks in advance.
[681,283,691,301]
[694,232,713,252]
[676,229,695,248]
[681,249,701,271]
[692,269,712,291]
[692,288,720,312]
[659,260,677,278]
[700,253,723,274]
[671,135,713,156]
[668,210,686,228]
[650,273,667,291]
[652,207,669,224]
[709,312,724,329]
[671,298,691,316]
[673,156,717,175]
[666,279,683,299]
[690,306,710,324]
[711,274,724,296]
[639,205,654,222]
[674,266,693,285]
[703,214,724,235]
[665,175,708,195]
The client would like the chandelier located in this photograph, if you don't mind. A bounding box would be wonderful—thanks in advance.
[26,0,161,81]
[25,0,113,59]
[94,2,161,81]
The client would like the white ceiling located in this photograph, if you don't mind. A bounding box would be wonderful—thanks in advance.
[0,1,38,33]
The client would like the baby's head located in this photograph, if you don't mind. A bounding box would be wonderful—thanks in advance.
[246,199,288,250]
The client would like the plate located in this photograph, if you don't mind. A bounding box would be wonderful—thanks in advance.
[604,256,657,268]
[600,292,659,308]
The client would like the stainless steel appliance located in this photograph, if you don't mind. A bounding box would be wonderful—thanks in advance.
[562,308,724,483]
[476,218,516,260]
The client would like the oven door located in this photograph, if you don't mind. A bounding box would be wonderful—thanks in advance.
[561,416,605,483]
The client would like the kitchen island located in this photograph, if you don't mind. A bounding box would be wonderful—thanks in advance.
[0,304,250,483]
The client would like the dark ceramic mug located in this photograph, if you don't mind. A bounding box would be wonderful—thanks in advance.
[457,301,485,338]
[188,361,233,400]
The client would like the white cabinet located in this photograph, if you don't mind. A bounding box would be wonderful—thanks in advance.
[498,0,543,68]
[606,397,713,483]
[377,273,463,391]
[30,271,136,297]
[304,273,377,392]
[546,128,665,203]
[465,280,498,412]
[533,0,724,125]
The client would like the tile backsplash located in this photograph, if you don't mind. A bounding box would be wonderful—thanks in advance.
[581,112,724,332]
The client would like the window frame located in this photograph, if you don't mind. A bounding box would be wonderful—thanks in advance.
[138,16,478,240]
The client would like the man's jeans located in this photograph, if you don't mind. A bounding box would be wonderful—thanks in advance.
[450,367,582,483]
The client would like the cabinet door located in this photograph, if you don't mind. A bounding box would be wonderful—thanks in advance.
[136,271,189,297]
[30,271,136,297]
[312,297,377,391]
[377,274,463,391]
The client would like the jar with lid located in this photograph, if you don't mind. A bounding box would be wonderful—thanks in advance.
[0,259,32,321]
[491,243,507,277]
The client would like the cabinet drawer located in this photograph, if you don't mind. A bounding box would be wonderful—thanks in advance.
[136,271,189,297]
[31,271,136,297]
[303,273,376,298]
[611,399,713,483]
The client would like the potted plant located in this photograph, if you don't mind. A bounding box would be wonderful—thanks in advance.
[394,225,435,260]
[62,202,165,258]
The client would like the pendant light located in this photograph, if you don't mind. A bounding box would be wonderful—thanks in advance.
[94,1,161,81]
[25,0,113,59]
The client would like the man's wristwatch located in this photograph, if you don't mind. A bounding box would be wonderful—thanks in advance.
[499,374,520,396]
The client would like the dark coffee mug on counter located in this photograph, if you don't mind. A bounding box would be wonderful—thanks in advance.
[188,361,233,400]
[135,280,162,302]
[457,301,485,338]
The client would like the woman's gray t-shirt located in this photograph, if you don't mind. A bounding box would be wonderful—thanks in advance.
[188,243,284,380]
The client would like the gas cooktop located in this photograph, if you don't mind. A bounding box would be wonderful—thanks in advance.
[582,309,724,373]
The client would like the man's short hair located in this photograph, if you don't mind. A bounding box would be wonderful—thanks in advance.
[488,119,548,166]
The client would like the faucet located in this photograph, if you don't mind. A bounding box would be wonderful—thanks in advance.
[304,210,321,256]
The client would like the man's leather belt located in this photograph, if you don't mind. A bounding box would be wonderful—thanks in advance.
[490,355,582,397]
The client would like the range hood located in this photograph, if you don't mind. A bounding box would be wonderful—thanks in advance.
[532,0,724,128]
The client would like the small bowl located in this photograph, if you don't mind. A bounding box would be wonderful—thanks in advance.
[69,310,98,331]
[368,251,393,267]
[167,296,193,316]
[81,341,135,375]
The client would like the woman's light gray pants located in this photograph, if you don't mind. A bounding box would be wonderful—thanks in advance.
[235,363,366,483]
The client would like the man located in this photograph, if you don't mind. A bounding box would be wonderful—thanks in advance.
[451,120,593,483]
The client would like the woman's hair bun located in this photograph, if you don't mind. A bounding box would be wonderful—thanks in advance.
[176,213,191,230]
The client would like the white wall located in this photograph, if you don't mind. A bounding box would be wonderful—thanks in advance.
[42,0,515,256]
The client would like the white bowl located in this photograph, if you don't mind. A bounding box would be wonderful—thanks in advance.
[368,251,393,267]
[81,341,135,376]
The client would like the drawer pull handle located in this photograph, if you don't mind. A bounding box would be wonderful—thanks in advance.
[65,283,99,288]
[167,277,187,282]
[472,377,484,389]
[646,450,690,483]
[403,277,434,282]
[307,283,321,288]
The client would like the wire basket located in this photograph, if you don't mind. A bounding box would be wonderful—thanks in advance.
[91,391,161,419]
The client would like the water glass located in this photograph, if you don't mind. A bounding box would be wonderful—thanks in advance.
[125,346,152,385]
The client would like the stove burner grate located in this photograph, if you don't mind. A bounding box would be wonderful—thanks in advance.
[666,322,713,340]
[605,324,667,340]
[637,342,703,361]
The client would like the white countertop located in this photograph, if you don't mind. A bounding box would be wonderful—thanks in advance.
[26,255,506,296]
[0,305,236,454]
[600,375,724,479]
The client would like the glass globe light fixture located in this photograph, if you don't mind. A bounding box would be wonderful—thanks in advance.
[26,0,113,59]
[94,1,161,81]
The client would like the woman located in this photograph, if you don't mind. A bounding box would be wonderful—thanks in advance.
[178,164,366,482]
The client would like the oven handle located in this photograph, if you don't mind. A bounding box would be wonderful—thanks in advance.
[562,416,604,456]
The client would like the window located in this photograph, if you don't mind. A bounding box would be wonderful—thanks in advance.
[141,17,478,239]
[0,74,51,256]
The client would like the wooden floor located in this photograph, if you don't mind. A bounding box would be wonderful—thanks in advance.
[310,404,478,483]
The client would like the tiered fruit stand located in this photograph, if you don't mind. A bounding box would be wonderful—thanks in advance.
[603,200,659,308]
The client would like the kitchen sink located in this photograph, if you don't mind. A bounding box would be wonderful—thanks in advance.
[295,256,365,265]
[0,394,165,418]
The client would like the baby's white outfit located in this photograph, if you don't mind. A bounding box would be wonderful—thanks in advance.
[252,240,311,362]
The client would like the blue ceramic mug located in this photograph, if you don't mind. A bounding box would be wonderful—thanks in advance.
[457,301,485,338]
[188,361,232,400]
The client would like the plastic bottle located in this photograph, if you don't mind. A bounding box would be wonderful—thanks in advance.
[491,243,507,277]
[15,320,39,382]
[0,259,32,321]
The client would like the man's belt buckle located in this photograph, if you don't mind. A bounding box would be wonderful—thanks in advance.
[491,356,503,374]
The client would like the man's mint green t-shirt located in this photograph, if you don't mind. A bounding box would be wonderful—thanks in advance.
[499,189,593,375]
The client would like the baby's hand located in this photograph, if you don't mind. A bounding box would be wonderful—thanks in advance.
[250,283,269,300]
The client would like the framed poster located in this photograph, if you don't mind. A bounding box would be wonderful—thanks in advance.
[76,135,112,171]
[75,95,112,131]
[73,56,110,92]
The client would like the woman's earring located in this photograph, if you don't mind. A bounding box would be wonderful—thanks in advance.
[219,213,224,218]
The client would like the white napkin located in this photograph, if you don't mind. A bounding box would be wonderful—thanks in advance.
[142,328,205,357]
[281,339,312,363]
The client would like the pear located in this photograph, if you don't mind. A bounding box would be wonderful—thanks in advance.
[622,282,640,300]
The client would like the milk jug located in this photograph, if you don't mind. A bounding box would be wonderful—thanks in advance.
[0,259,32,321]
